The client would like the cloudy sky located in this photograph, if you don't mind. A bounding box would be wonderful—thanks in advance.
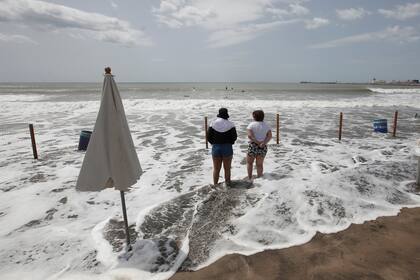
[1,0,419,82]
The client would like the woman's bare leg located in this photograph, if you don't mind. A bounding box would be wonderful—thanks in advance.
[247,155,255,179]
[222,156,233,185]
[256,156,265,177]
[212,157,223,185]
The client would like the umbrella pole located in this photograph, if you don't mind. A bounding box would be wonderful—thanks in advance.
[120,191,131,250]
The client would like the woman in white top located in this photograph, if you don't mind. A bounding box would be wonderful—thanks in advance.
[246,110,272,179]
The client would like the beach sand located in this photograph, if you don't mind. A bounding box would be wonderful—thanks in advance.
[171,207,420,280]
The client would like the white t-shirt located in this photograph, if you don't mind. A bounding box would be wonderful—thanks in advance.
[211,117,235,133]
[247,121,271,142]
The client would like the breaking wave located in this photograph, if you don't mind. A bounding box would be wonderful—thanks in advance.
[367,88,420,94]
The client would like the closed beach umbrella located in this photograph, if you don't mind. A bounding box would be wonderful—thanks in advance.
[76,67,142,248]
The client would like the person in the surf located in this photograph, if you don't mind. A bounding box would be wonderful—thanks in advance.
[246,110,272,179]
[207,108,237,186]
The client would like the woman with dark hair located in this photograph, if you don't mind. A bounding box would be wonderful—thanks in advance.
[207,108,237,186]
[247,110,272,179]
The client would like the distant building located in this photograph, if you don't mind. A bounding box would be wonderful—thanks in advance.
[370,78,386,84]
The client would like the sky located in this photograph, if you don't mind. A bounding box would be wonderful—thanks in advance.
[0,0,419,83]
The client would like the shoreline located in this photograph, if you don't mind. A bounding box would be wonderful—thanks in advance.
[171,207,420,280]
[300,82,420,87]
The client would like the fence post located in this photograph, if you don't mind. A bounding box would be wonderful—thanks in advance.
[338,112,343,141]
[392,111,398,137]
[276,113,280,144]
[204,116,208,149]
[29,124,38,159]
[417,158,420,187]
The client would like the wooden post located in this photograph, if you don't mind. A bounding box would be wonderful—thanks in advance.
[276,113,280,144]
[338,112,343,141]
[417,158,420,187]
[29,124,38,159]
[205,116,208,149]
[120,191,131,251]
[417,141,420,187]
[392,110,398,137]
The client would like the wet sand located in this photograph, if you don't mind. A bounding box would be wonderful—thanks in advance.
[171,207,420,280]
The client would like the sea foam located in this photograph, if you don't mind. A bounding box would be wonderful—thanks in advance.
[0,85,419,280]
[368,87,420,94]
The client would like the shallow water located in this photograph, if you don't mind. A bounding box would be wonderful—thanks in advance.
[0,82,419,280]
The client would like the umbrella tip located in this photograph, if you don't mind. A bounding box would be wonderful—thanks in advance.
[105,67,112,74]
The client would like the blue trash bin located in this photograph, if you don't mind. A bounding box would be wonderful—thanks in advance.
[78,130,92,151]
[373,119,388,133]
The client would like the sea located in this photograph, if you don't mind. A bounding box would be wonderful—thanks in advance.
[0,82,419,280]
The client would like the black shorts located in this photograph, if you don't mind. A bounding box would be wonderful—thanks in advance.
[247,142,267,157]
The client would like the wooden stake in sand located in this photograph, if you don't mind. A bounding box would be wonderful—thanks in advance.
[417,140,420,187]
[29,124,38,159]
[276,113,280,144]
[338,112,343,141]
[392,111,398,137]
[205,116,209,149]
[417,158,420,187]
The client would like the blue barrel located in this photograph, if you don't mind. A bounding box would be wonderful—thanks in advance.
[78,130,92,151]
[373,119,388,133]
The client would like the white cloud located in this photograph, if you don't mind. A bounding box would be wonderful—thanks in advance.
[288,3,310,17]
[0,0,152,47]
[267,3,309,18]
[304,17,329,29]
[208,19,299,48]
[310,25,420,48]
[155,0,266,29]
[154,0,312,47]
[110,1,118,9]
[336,8,369,21]
[379,3,420,20]
[0,33,37,44]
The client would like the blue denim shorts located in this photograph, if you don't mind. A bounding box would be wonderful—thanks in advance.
[212,144,233,158]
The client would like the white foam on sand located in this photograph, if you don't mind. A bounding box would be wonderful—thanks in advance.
[196,136,420,269]
[0,94,48,102]
[1,87,420,280]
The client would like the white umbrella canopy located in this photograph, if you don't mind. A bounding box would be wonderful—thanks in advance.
[76,69,142,191]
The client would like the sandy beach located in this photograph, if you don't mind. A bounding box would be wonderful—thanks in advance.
[171,207,420,280]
